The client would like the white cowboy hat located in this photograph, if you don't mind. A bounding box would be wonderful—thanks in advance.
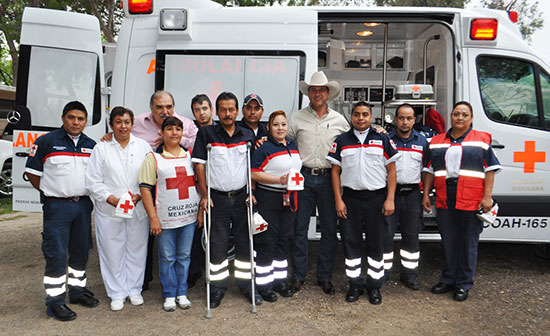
[299,71,341,100]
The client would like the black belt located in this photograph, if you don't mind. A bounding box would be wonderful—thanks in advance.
[343,187,386,199]
[44,196,88,202]
[301,167,331,176]
[446,178,459,185]
[210,186,247,197]
[257,184,287,193]
[396,184,420,193]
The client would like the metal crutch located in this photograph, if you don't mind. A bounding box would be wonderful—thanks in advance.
[204,144,212,319]
[245,142,257,314]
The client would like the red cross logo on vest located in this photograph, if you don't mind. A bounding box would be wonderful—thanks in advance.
[119,200,134,214]
[291,172,304,186]
[513,141,546,173]
[256,223,268,232]
[166,166,195,200]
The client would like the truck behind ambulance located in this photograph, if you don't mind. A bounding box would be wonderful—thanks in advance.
[4,0,549,250]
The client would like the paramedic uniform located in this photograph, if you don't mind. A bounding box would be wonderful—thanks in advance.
[24,127,96,311]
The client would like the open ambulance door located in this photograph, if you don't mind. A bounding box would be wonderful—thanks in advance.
[11,8,106,211]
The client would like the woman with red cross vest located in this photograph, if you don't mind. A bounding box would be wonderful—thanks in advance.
[86,106,152,311]
[250,110,303,302]
[422,101,501,302]
[139,116,200,312]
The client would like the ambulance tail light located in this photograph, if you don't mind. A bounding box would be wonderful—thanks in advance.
[470,19,498,40]
[128,0,153,15]
[507,11,518,23]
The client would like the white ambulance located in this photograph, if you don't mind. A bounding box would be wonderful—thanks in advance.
[7,0,549,250]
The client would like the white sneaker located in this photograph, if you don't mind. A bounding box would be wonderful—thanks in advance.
[177,295,191,309]
[129,294,144,306]
[163,297,176,312]
[110,298,125,311]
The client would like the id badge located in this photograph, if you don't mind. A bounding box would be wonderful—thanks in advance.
[283,193,290,206]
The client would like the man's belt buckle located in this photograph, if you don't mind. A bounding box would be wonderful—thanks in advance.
[70,196,80,202]
[226,191,238,197]
[311,168,323,176]
[399,187,413,192]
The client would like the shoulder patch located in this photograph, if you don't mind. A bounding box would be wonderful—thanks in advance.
[329,142,337,154]
[29,144,38,157]
[389,139,397,150]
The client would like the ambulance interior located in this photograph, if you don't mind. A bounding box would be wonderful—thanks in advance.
[318,20,454,134]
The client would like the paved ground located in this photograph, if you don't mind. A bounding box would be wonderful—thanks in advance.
[0,212,548,335]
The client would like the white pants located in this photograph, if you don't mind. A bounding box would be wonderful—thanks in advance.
[95,212,149,300]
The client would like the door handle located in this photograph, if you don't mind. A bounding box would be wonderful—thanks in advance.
[15,152,29,157]
[492,144,505,149]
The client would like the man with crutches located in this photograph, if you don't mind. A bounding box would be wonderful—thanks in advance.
[192,92,261,310]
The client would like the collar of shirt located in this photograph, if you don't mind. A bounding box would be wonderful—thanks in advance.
[214,121,244,138]
[446,127,472,143]
[158,147,187,158]
[58,127,89,145]
[353,128,369,144]
[389,128,419,144]
[307,105,330,119]
[267,135,294,148]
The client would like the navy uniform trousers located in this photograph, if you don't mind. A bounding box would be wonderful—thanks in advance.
[436,184,483,290]
[42,197,93,310]
[383,188,422,279]
[341,188,386,290]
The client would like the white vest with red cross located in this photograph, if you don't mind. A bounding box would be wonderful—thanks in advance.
[154,152,200,229]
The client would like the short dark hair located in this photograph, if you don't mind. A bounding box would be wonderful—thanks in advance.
[191,94,212,111]
[215,92,239,111]
[109,106,134,127]
[160,116,183,131]
[351,101,372,114]
[62,101,87,117]
[395,103,415,118]
[149,90,175,107]
[453,101,473,116]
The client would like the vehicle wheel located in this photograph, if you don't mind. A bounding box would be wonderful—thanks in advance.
[0,160,12,198]
[535,243,550,260]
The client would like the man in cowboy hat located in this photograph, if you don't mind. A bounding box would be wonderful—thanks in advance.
[288,71,350,295]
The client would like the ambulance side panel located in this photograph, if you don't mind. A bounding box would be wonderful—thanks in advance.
[461,13,550,243]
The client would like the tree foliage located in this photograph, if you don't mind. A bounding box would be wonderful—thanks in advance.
[375,0,468,7]
[480,0,543,42]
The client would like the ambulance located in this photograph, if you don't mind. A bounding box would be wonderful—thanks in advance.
[6,0,549,251]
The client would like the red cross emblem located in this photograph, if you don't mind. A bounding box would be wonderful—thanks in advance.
[412,85,420,92]
[291,172,303,186]
[490,208,498,216]
[166,166,195,200]
[119,200,134,214]
[513,141,546,173]
[256,223,268,231]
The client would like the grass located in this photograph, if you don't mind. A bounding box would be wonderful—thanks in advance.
[0,197,14,215]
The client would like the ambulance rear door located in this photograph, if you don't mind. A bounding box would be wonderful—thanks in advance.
[11,7,106,211]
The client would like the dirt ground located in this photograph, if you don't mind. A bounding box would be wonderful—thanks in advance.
[0,212,548,336]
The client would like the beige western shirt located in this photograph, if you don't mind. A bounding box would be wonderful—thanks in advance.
[288,105,350,169]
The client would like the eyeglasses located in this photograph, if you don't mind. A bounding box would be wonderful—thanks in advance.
[243,105,263,112]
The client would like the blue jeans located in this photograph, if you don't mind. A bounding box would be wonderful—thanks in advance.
[157,223,196,298]
[290,172,338,281]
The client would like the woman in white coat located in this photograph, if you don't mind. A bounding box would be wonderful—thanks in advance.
[86,106,152,311]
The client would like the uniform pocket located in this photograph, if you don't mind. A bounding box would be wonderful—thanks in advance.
[48,156,71,176]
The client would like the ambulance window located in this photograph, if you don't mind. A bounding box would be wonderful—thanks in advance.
[539,69,550,129]
[26,47,99,128]
[477,56,541,129]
